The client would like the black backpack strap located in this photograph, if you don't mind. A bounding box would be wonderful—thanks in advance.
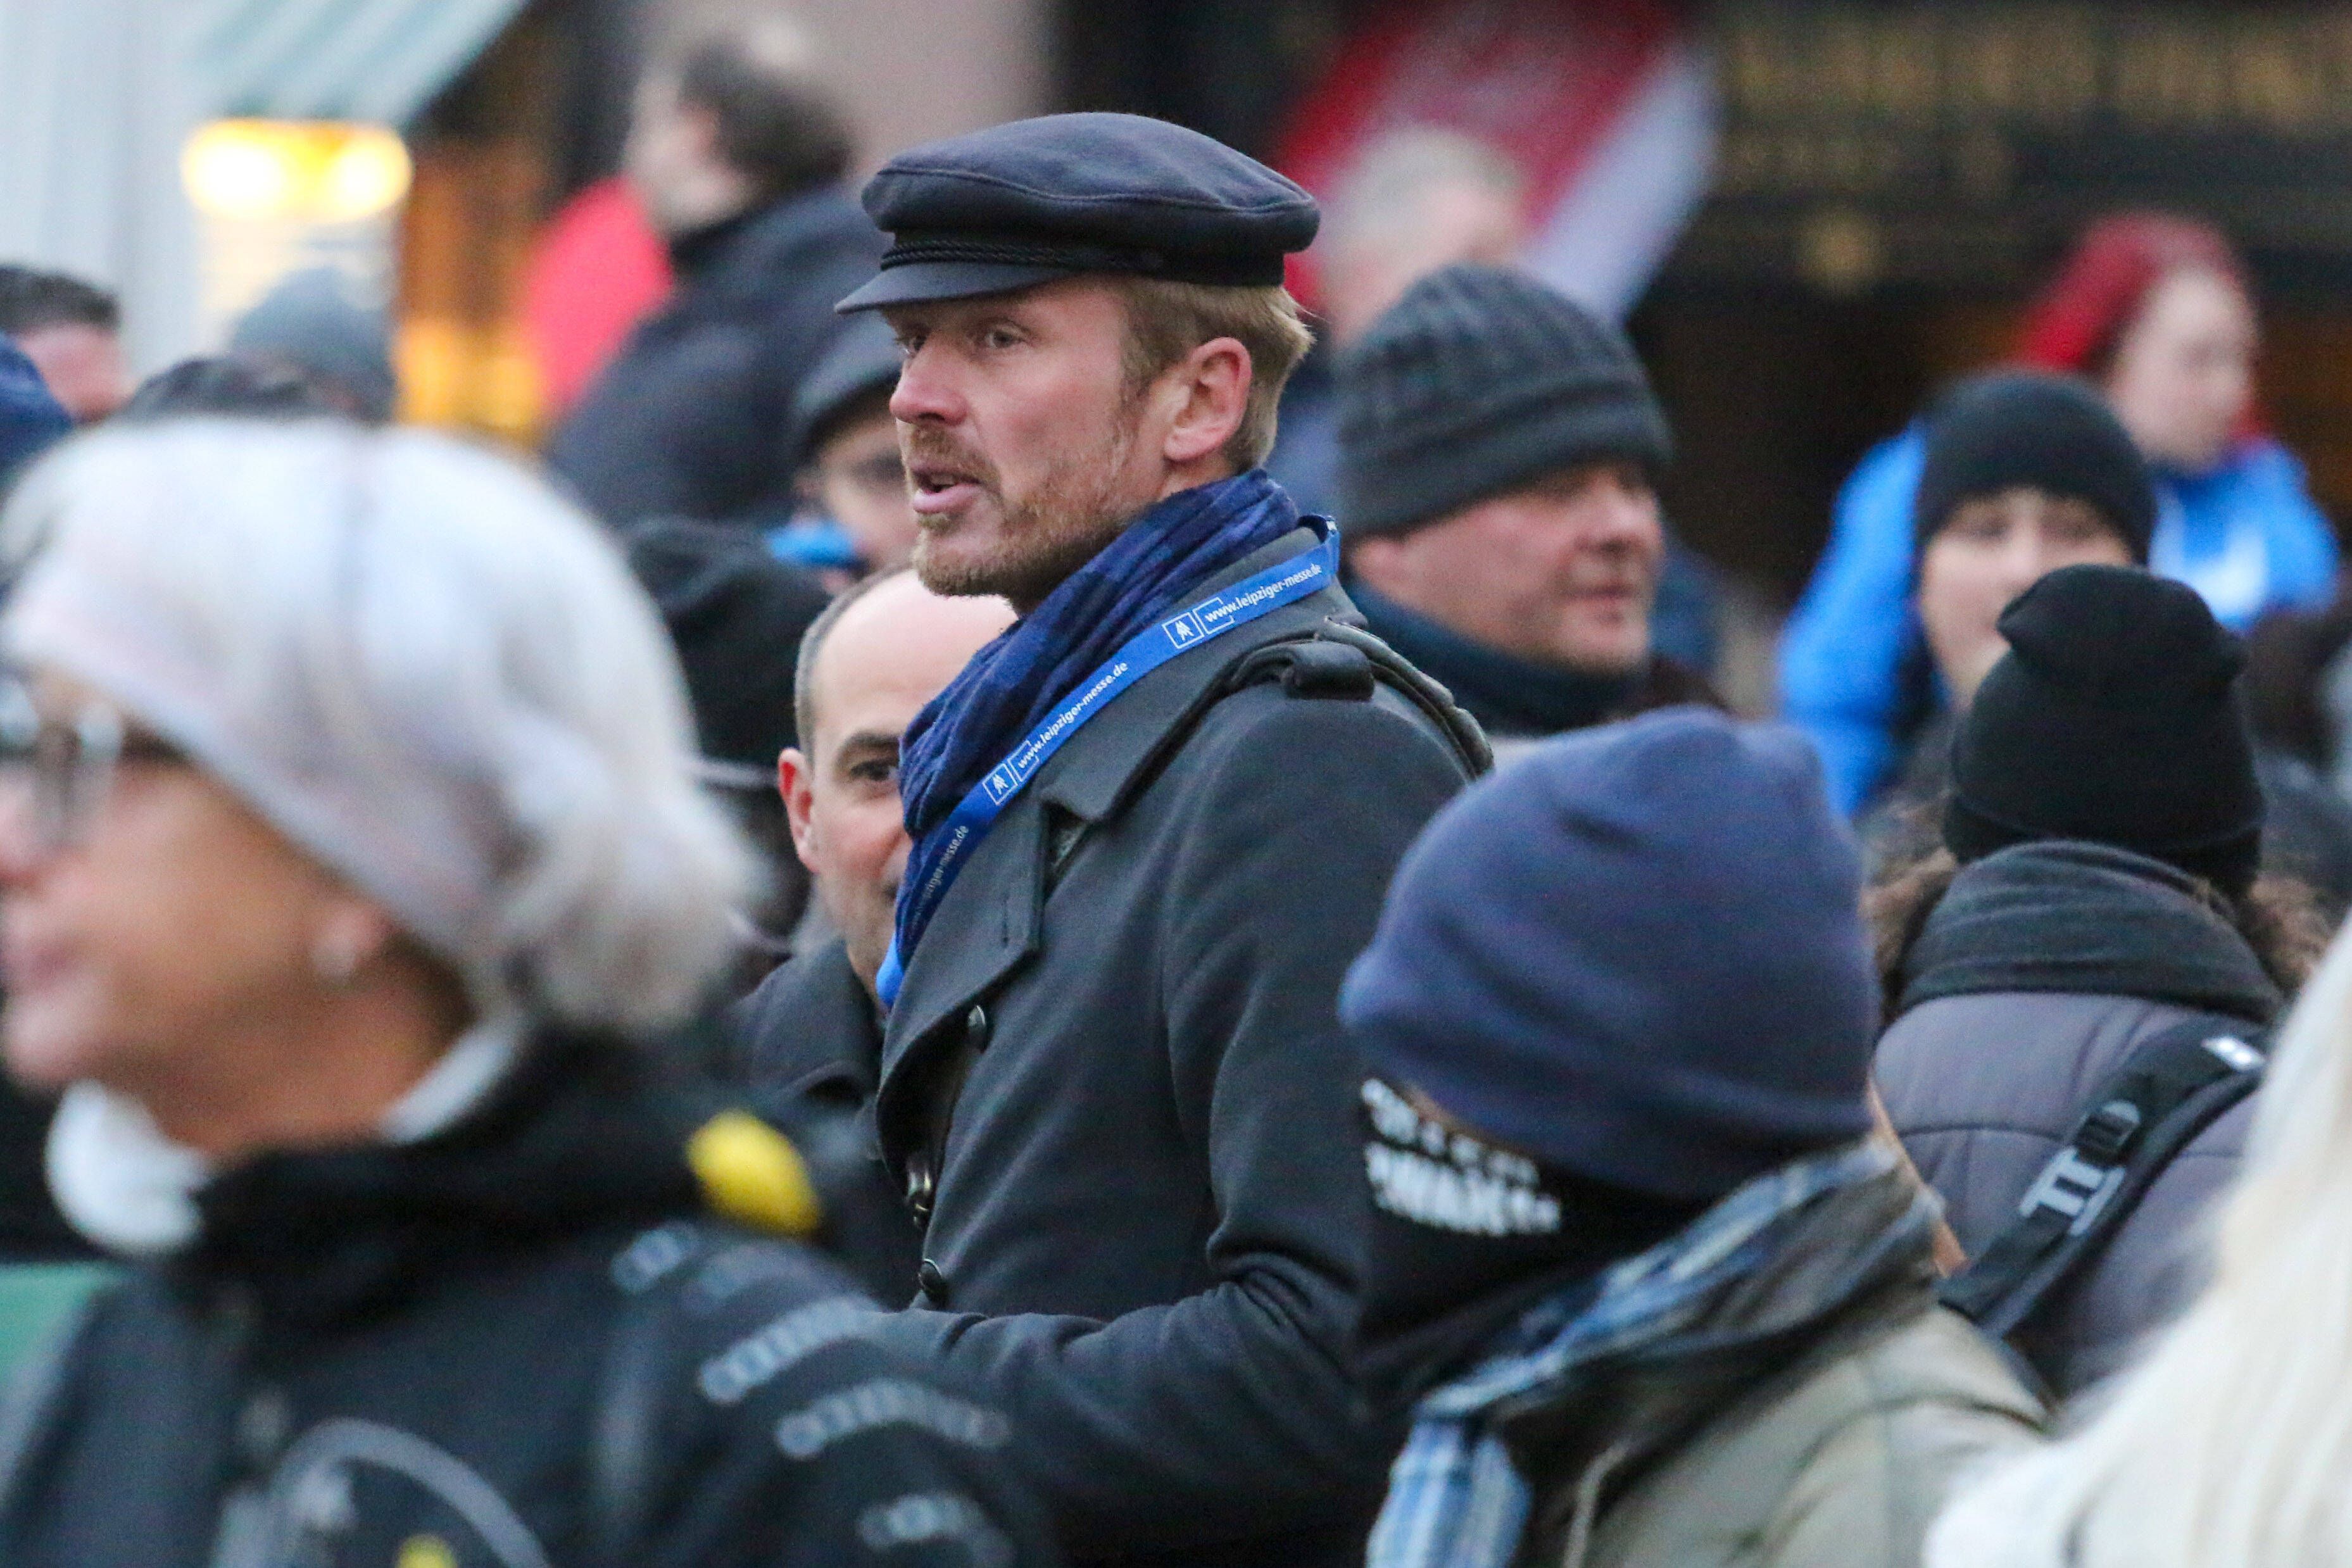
[1221,618,1493,779]
[1939,1013,2265,1339]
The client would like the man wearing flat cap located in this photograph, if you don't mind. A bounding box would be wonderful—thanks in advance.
[836,113,1483,1567]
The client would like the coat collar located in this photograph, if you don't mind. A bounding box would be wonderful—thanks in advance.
[1035,525,1359,822]
[174,1031,705,1333]
[876,526,1357,1106]
[748,937,885,1102]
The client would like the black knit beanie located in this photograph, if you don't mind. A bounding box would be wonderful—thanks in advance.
[1914,371,2156,561]
[1947,563,2264,894]
[1336,263,1671,537]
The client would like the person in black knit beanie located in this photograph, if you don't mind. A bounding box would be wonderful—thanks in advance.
[1911,370,2154,713]
[1946,563,2263,893]
[1861,370,2156,868]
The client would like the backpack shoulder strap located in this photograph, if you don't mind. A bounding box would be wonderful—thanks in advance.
[1217,618,1493,780]
[1939,1012,2265,1339]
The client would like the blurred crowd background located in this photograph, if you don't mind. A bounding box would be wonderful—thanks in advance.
[15,0,2352,713]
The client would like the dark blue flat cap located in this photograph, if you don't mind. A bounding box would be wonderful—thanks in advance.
[837,112,1319,313]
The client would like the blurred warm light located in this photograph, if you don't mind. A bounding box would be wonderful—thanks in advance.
[182,120,413,222]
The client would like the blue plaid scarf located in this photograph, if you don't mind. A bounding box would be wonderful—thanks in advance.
[892,468,1301,969]
[1365,1141,1899,1568]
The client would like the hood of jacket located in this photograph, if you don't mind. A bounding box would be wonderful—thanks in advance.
[1896,839,2282,1025]
[173,1031,717,1334]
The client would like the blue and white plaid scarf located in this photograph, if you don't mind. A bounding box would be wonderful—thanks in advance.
[1365,1140,1898,1568]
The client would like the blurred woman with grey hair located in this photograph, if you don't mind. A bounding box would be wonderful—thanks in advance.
[0,421,1055,1567]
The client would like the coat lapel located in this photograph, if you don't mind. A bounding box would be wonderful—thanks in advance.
[873,527,1359,1145]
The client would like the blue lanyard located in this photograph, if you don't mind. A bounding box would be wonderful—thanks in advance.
[876,522,1342,1007]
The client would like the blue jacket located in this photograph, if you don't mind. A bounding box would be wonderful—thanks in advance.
[0,336,69,488]
[1781,425,2339,815]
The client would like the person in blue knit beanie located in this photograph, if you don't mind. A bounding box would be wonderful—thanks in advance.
[1345,707,2043,1568]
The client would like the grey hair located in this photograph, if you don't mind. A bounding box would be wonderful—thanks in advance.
[0,420,754,1035]
[1320,127,1526,263]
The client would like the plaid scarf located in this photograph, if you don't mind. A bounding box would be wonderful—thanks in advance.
[892,468,1299,967]
[1365,1140,1898,1568]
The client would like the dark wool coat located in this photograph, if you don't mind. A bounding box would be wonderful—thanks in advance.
[0,1033,1057,1568]
[727,938,924,1307]
[548,187,885,528]
[860,528,1476,1568]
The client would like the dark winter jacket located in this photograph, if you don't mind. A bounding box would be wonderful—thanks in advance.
[1875,841,2283,1396]
[1508,1171,2042,1568]
[548,187,886,528]
[727,939,923,1307]
[0,1030,1057,1568]
[0,1084,80,1262]
[861,527,1476,1567]
[1351,582,1715,750]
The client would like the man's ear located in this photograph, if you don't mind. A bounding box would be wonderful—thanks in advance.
[1159,336,1252,468]
[779,748,819,870]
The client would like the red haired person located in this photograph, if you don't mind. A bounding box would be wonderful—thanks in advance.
[1782,214,2339,817]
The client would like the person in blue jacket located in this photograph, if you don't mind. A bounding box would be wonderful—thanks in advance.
[1783,213,2340,816]
[0,336,70,492]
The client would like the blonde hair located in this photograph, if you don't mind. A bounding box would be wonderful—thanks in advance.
[0,420,753,1036]
[1928,917,2352,1567]
[1114,277,1314,470]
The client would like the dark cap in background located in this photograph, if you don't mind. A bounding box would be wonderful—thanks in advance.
[1913,370,2156,561]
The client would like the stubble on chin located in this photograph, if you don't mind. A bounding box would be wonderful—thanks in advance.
[912,423,1140,610]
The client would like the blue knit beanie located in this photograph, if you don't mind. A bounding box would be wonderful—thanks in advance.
[1341,707,1878,1202]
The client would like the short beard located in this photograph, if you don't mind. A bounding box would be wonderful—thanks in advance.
[912,399,1145,609]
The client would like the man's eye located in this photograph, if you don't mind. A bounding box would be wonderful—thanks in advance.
[849,760,898,785]
[981,327,1021,351]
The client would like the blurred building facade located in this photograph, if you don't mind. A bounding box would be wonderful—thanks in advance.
[8,0,2352,618]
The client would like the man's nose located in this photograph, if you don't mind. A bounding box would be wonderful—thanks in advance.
[1587,479,1663,554]
[890,344,962,425]
[2008,528,2060,593]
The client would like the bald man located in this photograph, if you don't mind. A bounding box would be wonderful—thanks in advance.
[726,569,1013,1301]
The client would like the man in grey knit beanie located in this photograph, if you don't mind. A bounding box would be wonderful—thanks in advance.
[1336,263,1714,745]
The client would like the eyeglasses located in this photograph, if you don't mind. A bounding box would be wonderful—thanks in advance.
[0,679,185,856]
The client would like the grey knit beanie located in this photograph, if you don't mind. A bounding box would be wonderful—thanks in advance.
[1336,263,1670,537]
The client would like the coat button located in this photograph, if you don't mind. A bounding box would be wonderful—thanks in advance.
[965,1003,990,1048]
[917,1258,950,1307]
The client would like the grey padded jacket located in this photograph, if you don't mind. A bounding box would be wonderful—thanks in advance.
[1874,841,2280,1397]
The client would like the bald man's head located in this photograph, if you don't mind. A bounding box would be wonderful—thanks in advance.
[783,571,1014,992]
